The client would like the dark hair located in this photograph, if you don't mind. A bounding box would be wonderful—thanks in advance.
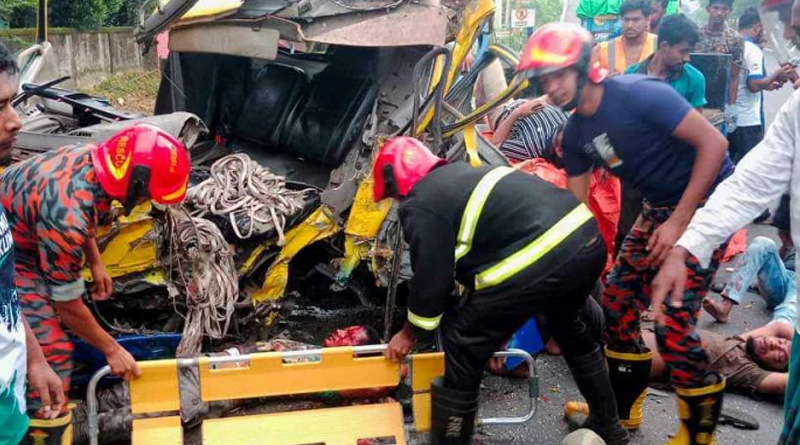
[620,0,652,17]
[651,0,669,9]
[658,13,700,47]
[0,42,18,77]
[745,337,765,367]
[708,0,734,9]
[738,7,761,30]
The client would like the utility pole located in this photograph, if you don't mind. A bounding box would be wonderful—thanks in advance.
[37,0,48,43]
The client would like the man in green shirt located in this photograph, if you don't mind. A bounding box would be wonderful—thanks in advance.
[626,13,708,109]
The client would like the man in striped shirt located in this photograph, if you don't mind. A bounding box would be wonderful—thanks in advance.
[490,97,570,163]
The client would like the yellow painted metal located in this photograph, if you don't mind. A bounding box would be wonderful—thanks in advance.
[416,0,495,136]
[82,202,162,281]
[445,0,495,92]
[132,417,183,445]
[411,352,445,432]
[252,206,341,303]
[181,0,243,20]
[202,403,406,445]
[463,122,482,167]
[339,173,392,280]
[129,359,180,414]
[198,347,401,402]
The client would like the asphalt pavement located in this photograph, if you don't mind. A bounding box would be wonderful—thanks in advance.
[409,66,796,444]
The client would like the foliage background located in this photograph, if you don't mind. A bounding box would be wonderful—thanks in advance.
[0,0,147,30]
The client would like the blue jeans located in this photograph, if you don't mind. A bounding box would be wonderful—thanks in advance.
[723,236,797,327]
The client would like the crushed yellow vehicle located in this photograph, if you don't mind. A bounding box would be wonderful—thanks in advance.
[13,0,526,353]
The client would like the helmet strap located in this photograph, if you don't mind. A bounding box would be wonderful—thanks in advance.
[124,165,152,216]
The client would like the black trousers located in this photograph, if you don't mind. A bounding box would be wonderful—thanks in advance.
[614,182,643,259]
[441,235,607,391]
[728,125,764,165]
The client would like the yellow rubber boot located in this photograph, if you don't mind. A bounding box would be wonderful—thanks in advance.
[665,374,726,445]
[20,411,73,445]
[564,348,653,430]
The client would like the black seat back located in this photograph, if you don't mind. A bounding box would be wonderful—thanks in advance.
[233,64,307,147]
[279,48,379,166]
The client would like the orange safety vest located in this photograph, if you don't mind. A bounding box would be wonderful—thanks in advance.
[598,33,657,74]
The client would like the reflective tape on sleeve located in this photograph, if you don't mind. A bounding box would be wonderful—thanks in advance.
[455,166,515,262]
[475,204,594,290]
[408,310,443,331]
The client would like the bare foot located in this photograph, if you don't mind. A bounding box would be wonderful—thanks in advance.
[703,298,734,323]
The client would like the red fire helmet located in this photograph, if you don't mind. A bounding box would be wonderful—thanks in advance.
[372,137,447,202]
[91,123,191,206]
[516,22,606,83]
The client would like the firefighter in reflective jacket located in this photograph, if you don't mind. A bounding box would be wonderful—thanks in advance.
[373,137,630,445]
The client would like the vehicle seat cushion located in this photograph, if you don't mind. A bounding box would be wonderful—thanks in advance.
[280,50,379,167]
[233,64,307,147]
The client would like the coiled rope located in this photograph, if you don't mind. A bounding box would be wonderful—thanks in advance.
[186,154,310,244]
[166,208,239,357]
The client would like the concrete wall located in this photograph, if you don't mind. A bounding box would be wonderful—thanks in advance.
[0,27,157,89]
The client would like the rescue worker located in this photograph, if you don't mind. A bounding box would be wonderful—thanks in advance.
[0,40,65,445]
[0,123,191,443]
[375,137,629,444]
[652,0,800,440]
[519,23,733,444]
[592,0,658,75]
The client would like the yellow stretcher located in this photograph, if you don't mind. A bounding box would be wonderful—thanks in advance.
[86,346,537,445]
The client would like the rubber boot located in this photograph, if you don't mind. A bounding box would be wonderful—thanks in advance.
[565,347,653,431]
[20,411,73,445]
[430,376,479,445]
[564,346,630,445]
[665,373,726,445]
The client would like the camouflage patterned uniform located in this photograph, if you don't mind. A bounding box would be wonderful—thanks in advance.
[0,144,111,407]
[697,24,745,68]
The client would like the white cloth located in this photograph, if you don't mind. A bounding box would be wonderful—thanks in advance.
[0,209,28,434]
[733,39,766,128]
[676,88,800,333]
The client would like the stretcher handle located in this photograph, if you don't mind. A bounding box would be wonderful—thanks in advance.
[478,348,538,426]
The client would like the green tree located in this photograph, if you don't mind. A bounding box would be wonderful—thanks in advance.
[105,0,147,26]
[49,0,123,30]
[0,0,37,28]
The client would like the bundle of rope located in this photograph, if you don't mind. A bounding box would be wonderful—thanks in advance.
[186,154,310,244]
[166,208,239,357]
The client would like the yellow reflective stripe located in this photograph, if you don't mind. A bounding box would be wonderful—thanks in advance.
[408,310,443,331]
[454,167,515,262]
[475,204,594,290]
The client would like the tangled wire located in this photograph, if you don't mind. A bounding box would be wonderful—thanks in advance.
[166,209,239,357]
[186,154,310,244]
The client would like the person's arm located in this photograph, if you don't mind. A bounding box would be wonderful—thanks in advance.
[85,236,112,301]
[53,299,139,380]
[490,99,546,147]
[568,173,592,204]
[728,38,744,105]
[24,318,65,418]
[756,373,789,394]
[690,68,708,109]
[561,121,594,204]
[387,205,455,362]
[741,321,795,341]
[650,91,799,315]
[645,97,728,264]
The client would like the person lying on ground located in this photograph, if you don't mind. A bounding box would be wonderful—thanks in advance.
[644,326,790,396]
[704,235,797,324]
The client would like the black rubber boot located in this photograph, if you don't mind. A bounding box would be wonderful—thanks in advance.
[565,346,630,445]
[605,347,652,430]
[20,411,73,445]
[430,376,479,445]
[665,373,726,445]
